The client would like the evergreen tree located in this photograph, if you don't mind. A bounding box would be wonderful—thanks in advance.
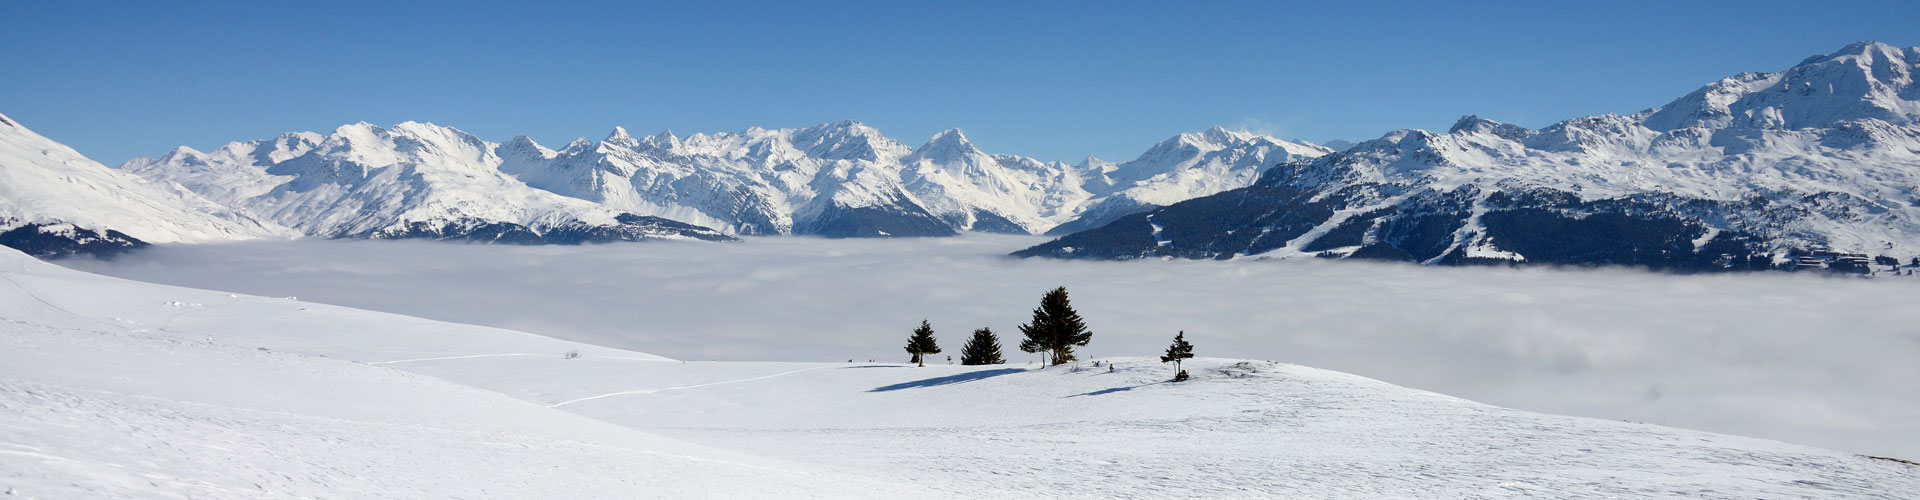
[904,319,941,367]
[960,327,1005,365]
[1017,286,1093,366]
[1160,331,1194,382]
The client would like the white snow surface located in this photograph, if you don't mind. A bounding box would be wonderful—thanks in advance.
[65,235,1920,460]
[0,246,919,499]
[124,119,1328,236]
[1275,42,1920,257]
[0,112,292,242]
[10,244,1919,498]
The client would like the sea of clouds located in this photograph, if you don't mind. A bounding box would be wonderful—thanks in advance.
[62,234,1920,459]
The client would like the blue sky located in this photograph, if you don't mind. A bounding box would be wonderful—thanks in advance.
[3,1,1916,165]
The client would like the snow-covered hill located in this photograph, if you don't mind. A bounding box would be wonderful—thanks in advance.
[119,122,734,245]
[0,246,914,498]
[1021,41,1920,270]
[0,113,292,258]
[3,246,1915,498]
[124,120,1328,239]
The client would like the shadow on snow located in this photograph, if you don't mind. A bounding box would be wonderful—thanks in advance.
[1066,381,1167,398]
[867,368,1026,392]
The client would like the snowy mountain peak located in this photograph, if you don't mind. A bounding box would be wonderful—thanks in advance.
[917,128,977,156]
[1198,125,1254,144]
[158,145,205,163]
[0,113,293,251]
[640,129,680,149]
[498,135,555,160]
[1641,41,1920,131]
[604,126,639,148]
[1448,115,1533,140]
[788,120,906,161]
[1076,154,1116,171]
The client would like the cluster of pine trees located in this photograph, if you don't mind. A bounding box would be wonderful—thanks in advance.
[905,286,1092,367]
[903,286,1199,382]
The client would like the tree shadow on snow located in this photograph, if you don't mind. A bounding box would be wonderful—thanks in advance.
[867,368,1026,392]
[1066,381,1166,398]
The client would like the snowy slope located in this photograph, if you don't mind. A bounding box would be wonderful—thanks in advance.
[0,113,291,257]
[125,120,1327,238]
[3,246,1915,498]
[1023,42,1920,267]
[0,247,919,499]
[121,122,733,244]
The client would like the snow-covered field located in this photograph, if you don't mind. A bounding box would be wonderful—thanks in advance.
[60,235,1920,462]
[10,244,1919,497]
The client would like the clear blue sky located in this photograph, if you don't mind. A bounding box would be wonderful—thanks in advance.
[3,1,1916,166]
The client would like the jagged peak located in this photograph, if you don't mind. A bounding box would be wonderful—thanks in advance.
[795,120,880,138]
[333,121,382,134]
[1803,40,1910,65]
[929,128,971,145]
[1447,115,1535,140]
[499,135,551,153]
[907,128,983,163]
[159,145,204,161]
[560,137,596,153]
[638,129,680,150]
[1449,115,1496,133]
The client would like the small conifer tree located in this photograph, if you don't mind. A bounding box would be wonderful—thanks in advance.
[960,327,1005,365]
[1017,286,1093,366]
[1160,330,1194,382]
[904,319,941,367]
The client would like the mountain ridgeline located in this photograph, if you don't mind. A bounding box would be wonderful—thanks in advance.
[1019,42,1920,272]
[4,41,1919,270]
[123,121,1327,242]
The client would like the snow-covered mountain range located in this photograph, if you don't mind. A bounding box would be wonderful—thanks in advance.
[1021,41,1920,270]
[123,120,1328,241]
[118,122,734,246]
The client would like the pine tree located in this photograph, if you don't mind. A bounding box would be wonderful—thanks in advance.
[1017,286,1093,366]
[1160,330,1194,382]
[904,319,941,367]
[960,327,1005,365]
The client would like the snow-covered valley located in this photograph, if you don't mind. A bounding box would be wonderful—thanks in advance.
[6,243,1918,497]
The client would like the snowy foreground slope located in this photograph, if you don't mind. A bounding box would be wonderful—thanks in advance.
[0,249,913,499]
[3,249,1915,498]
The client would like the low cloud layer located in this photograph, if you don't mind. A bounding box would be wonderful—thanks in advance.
[63,235,1920,459]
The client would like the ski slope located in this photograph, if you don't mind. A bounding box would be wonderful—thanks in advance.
[0,249,914,499]
[2,247,1916,498]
